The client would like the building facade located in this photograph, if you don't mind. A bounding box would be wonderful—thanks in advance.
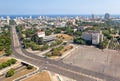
[82,30,103,45]
[37,31,45,38]
[104,13,110,19]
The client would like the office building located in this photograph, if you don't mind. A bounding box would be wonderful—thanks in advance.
[7,16,10,25]
[82,30,103,45]
[91,14,95,19]
[37,31,45,38]
[104,13,110,19]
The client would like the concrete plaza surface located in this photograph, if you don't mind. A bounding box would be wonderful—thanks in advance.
[63,45,120,79]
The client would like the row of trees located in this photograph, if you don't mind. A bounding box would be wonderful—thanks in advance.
[50,40,63,47]
[0,25,12,56]
[23,29,38,38]
[23,39,62,51]
[103,29,113,40]
[74,37,86,45]
[45,29,53,36]
[0,58,17,70]
[5,62,33,78]
[45,27,76,36]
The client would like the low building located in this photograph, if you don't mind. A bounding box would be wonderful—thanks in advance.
[36,30,57,44]
[82,30,103,45]
[78,26,92,31]
[37,31,45,38]
[43,35,57,42]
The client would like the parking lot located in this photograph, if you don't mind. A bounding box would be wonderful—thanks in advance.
[63,45,120,79]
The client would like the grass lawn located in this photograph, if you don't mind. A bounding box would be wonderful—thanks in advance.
[56,34,73,41]
[3,67,36,81]
[23,71,51,81]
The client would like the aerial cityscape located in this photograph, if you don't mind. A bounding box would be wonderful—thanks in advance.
[1,0,120,81]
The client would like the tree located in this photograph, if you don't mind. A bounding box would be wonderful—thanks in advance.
[0,64,3,69]
[107,34,113,40]
[54,28,61,34]
[31,44,40,51]
[27,65,33,69]
[99,40,108,49]
[74,30,82,37]
[66,27,74,35]
[2,62,8,68]
[31,34,42,45]
[5,49,12,56]
[10,59,17,64]
[40,45,49,51]
[6,61,11,66]
[74,38,85,45]
[6,69,15,77]
[45,30,52,36]
[103,30,110,36]
[0,46,4,51]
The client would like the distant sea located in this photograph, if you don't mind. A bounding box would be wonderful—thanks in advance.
[0,14,120,19]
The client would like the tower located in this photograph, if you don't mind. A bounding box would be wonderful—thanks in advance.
[104,13,110,19]
[91,14,95,19]
[7,16,10,25]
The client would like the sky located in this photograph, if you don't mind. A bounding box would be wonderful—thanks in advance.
[0,0,120,15]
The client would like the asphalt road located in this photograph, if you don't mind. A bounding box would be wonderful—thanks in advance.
[11,25,120,81]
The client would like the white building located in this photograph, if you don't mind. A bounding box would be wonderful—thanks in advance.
[82,30,103,45]
[37,31,45,38]
[92,33,100,45]
[29,16,32,19]
[78,26,92,31]
[7,16,10,25]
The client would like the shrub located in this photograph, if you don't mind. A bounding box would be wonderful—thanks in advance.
[5,49,12,56]
[2,62,8,68]
[27,65,33,69]
[6,69,15,77]
[52,50,62,56]
[40,45,49,51]
[10,59,17,64]
[0,64,3,69]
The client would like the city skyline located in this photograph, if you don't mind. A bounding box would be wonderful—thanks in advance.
[0,0,120,15]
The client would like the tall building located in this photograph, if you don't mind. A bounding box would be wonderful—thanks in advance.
[7,16,10,25]
[82,30,103,45]
[104,13,110,19]
[29,16,32,19]
[91,14,95,19]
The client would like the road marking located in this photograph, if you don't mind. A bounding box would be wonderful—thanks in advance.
[12,26,105,81]
[48,64,105,81]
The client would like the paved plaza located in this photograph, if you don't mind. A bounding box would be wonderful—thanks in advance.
[63,45,120,79]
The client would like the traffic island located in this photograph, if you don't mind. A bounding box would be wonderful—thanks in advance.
[45,45,74,60]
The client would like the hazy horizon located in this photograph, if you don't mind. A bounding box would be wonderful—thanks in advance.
[0,0,120,15]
